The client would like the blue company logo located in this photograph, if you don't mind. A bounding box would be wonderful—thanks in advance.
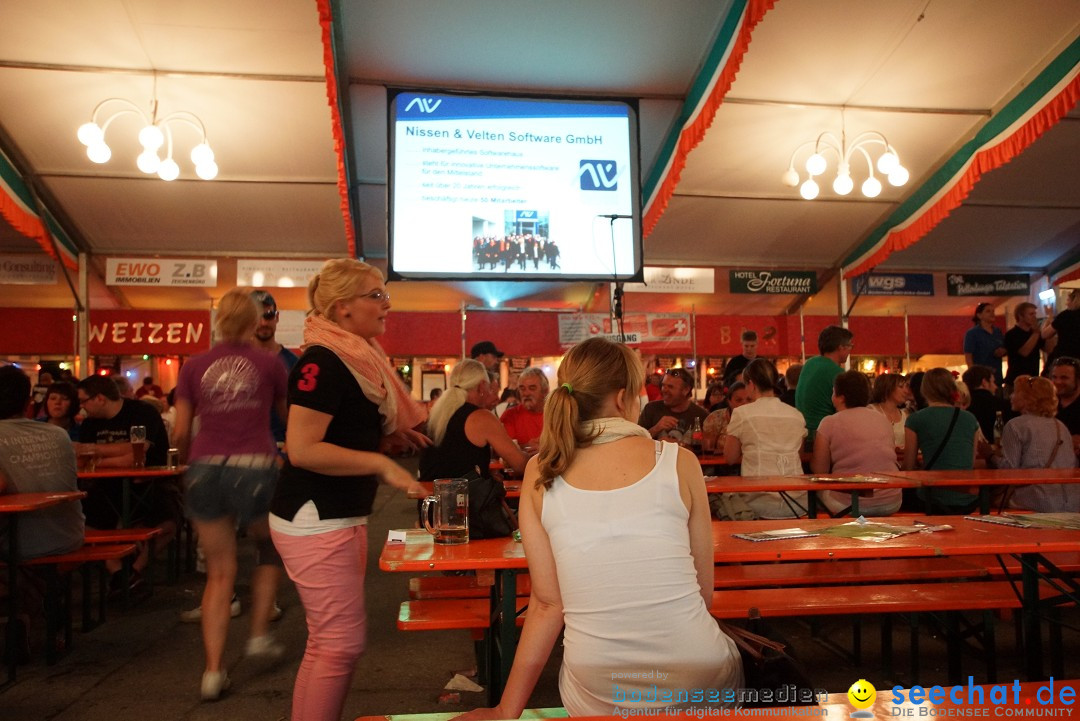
[580,159,618,191]
[403,97,443,114]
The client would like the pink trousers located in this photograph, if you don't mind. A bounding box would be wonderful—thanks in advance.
[271,525,368,721]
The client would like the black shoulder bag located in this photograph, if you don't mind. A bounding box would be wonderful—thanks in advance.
[465,466,518,540]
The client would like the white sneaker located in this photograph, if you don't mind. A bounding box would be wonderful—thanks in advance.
[180,594,241,623]
[200,669,230,701]
[245,634,285,660]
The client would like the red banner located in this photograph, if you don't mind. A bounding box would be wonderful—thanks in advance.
[87,310,211,356]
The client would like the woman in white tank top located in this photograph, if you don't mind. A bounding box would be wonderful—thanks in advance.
[459,338,742,719]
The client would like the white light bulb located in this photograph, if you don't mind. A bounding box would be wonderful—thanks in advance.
[77,122,103,147]
[138,124,164,150]
[780,167,800,187]
[833,172,853,196]
[195,160,218,180]
[87,142,111,164]
[136,151,160,174]
[799,179,819,200]
[190,143,214,166]
[805,153,826,176]
[157,158,180,181]
[861,176,882,198]
[888,166,909,186]
[877,151,899,174]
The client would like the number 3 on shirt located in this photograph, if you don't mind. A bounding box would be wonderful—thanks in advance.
[297,363,320,392]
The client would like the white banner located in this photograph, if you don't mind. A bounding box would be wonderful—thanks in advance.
[558,312,690,348]
[236,259,326,288]
[623,266,714,294]
[0,254,58,284]
[106,258,218,287]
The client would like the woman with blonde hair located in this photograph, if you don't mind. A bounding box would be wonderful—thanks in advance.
[173,287,289,700]
[420,359,527,481]
[461,337,741,719]
[268,259,428,721]
[903,367,981,513]
[991,375,1078,511]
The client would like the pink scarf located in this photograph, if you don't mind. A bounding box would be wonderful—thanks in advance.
[302,314,427,435]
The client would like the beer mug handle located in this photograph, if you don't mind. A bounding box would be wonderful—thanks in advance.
[421,495,439,536]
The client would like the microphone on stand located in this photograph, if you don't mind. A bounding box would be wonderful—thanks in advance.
[597,214,633,219]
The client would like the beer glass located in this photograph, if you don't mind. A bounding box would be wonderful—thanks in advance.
[421,477,469,544]
[130,425,147,468]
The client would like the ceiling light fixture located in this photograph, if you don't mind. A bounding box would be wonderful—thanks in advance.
[77,98,218,181]
[781,120,907,200]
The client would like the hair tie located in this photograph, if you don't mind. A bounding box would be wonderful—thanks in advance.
[561,382,573,395]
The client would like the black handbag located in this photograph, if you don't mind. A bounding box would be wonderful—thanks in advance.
[464,467,518,540]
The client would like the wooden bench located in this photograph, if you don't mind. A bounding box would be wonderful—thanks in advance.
[19,543,137,663]
[714,557,989,589]
[397,597,529,633]
[408,574,531,600]
[711,580,1028,682]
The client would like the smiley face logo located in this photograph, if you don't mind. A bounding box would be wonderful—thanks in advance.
[847,679,876,718]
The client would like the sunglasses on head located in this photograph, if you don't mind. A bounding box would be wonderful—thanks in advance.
[261,309,278,321]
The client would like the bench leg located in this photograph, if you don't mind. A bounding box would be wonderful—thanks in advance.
[1049,607,1063,680]
[909,613,921,681]
[80,566,94,632]
[984,610,997,683]
[945,612,961,684]
[880,615,894,680]
[851,616,862,665]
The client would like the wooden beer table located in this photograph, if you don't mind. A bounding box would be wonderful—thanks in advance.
[884,468,1080,514]
[77,466,186,528]
[0,491,86,684]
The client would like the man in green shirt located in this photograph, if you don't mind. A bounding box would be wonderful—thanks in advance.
[795,325,854,443]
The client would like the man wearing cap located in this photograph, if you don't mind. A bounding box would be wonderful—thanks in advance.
[638,367,708,441]
[470,340,504,373]
[251,290,299,445]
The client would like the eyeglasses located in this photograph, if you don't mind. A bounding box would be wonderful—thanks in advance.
[665,368,692,382]
[260,309,278,321]
[1052,357,1080,370]
[356,289,390,303]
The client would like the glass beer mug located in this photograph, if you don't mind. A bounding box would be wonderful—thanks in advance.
[422,477,469,545]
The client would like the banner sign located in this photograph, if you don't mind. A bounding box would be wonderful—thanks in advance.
[624,266,714,294]
[236,259,326,288]
[88,310,211,355]
[729,270,817,295]
[0,254,58,285]
[946,273,1030,297]
[106,258,218,287]
[851,272,934,296]
[558,312,690,349]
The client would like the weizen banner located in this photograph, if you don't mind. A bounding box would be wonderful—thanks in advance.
[106,258,218,287]
[729,270,817,295]
[624,267,714,294]
[558,312,690,350]
[851,272,934,296]
[88,310,211,355]
[236,259,326,288]
[0,255,58,284]
[946,273,1030,297]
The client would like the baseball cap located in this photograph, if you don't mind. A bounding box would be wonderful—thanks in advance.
[250,290,277,309]
[470,341,504,358]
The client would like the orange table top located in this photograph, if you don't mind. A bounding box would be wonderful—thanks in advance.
[380,514,1078,571]
[0,491,86,513]
[886,467,1080,486]
[77,465,186,480]
[379,528,527,573]
[711,514,1080,563]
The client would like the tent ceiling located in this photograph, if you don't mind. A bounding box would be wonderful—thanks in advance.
[0,0,1077,318]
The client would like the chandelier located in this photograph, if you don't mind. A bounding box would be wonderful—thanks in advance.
[76,98,218,181]
[781,126,908,200]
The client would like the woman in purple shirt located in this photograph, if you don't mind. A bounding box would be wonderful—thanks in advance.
[173,288,288,701]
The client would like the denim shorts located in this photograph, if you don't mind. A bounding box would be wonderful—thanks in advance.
[184,455,279,526]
